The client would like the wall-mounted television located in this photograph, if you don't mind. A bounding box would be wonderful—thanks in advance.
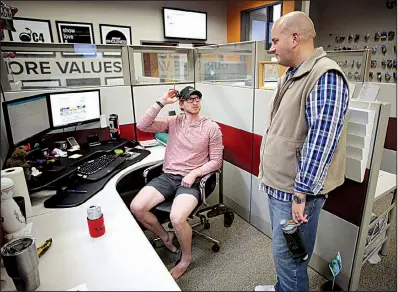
[163,7,207,41]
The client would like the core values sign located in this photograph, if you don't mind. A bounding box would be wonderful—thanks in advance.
[56,21,95,44]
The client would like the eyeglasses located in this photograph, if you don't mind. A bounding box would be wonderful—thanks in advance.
[185,97,202,103]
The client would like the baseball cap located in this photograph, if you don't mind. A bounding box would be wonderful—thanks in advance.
[179,86,202,100]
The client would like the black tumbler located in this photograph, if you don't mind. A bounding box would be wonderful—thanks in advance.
[280,219,309,263]
[109,114,120,141]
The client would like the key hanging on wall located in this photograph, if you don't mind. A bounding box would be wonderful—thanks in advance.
[0,1,18,40]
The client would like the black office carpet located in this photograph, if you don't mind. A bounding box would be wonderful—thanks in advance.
[145,194,396,291]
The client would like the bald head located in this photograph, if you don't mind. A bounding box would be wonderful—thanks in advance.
[269,12,316,68]
[274,11,316,41]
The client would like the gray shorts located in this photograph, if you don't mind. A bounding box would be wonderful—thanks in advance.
[147,173,201,202]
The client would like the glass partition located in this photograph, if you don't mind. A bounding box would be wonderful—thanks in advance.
[0,42,130,91]
[128,45,195,85]
[195,41,256,88]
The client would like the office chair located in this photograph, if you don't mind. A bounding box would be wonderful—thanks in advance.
[142,159,235,252]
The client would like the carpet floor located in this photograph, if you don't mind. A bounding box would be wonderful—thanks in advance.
[146,193,396,291]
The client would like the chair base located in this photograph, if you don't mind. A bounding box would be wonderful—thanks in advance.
[197,203,235,227]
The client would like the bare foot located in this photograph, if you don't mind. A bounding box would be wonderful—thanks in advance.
[163,231,179,253]
[170,259,191,280]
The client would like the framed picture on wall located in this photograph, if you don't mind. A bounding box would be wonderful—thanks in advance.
[8,17,53,43]
[99,24,132,45]
[56,20,95,44]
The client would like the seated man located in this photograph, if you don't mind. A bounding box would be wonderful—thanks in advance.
[130,86,223,279]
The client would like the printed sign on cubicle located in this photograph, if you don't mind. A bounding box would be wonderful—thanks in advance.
[3,51,125,89]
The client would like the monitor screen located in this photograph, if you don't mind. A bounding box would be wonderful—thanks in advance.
[49,90,101,128]
[163,8,207,40]
[4,94,51,146]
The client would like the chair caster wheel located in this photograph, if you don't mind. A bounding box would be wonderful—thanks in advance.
[224,210,235,227]
[200,215,207,224]
[204,222,210,229]
[168,222,173,229]
[212,243,220,252]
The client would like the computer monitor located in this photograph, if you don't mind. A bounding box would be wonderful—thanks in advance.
[49,89,101,129]
[3,94,51,147]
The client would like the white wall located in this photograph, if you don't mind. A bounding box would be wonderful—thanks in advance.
[5,1,227,45]
[310,0,396,49]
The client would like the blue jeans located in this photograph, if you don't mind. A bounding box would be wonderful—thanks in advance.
[268,194,326,292]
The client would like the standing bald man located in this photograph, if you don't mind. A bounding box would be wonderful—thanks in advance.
[256,12,349,291]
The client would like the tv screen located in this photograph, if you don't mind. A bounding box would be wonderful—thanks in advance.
[163,7,207,40]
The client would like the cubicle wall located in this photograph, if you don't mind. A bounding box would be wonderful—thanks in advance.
[196,83,254,221]
[374,83,397,174]
[0,41,395,291]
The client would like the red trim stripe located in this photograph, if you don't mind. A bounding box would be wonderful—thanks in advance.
[217,122,253,173]
[325,169,370,226]
[136,128,157,141]
[385,117,397,151]
[252,134,262,177]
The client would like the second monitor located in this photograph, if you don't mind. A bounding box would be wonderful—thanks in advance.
[49,89,101,129]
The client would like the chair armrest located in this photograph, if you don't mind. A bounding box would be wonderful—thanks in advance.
[143,162,164,184]
[199,172,218,206]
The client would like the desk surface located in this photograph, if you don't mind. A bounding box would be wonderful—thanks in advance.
[374,170,397,202]
[1,146,181,291]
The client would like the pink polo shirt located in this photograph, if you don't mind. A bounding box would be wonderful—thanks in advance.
[137,104,223,177]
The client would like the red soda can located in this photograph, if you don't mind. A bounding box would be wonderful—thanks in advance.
[87,205,105,238]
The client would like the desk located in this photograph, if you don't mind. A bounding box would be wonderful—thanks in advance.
[374,170,397,202]
[1,146,181,291]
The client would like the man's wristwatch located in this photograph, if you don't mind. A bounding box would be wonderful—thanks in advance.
[293,193,305,204]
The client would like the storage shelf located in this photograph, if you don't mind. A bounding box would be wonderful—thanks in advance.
[362,237,389,265]
[361,171,396,268]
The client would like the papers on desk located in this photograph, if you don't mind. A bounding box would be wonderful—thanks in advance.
[69,154,83,159]
[68,283,88,291]
[358,83,380,102]
[140,139,162,148]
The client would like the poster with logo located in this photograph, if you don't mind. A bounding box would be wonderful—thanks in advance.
[56,21,95,44]
[99,24,132,45]
[8,17,53,43]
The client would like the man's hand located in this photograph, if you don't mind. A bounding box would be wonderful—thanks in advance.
[159,89,179,105]
[292,192,308,224]
[181,169,201,188]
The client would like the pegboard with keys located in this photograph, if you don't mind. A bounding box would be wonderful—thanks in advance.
[326,31,396,83]
[326,50,370,83]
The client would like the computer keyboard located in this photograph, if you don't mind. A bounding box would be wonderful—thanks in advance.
[77,154,126,181]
